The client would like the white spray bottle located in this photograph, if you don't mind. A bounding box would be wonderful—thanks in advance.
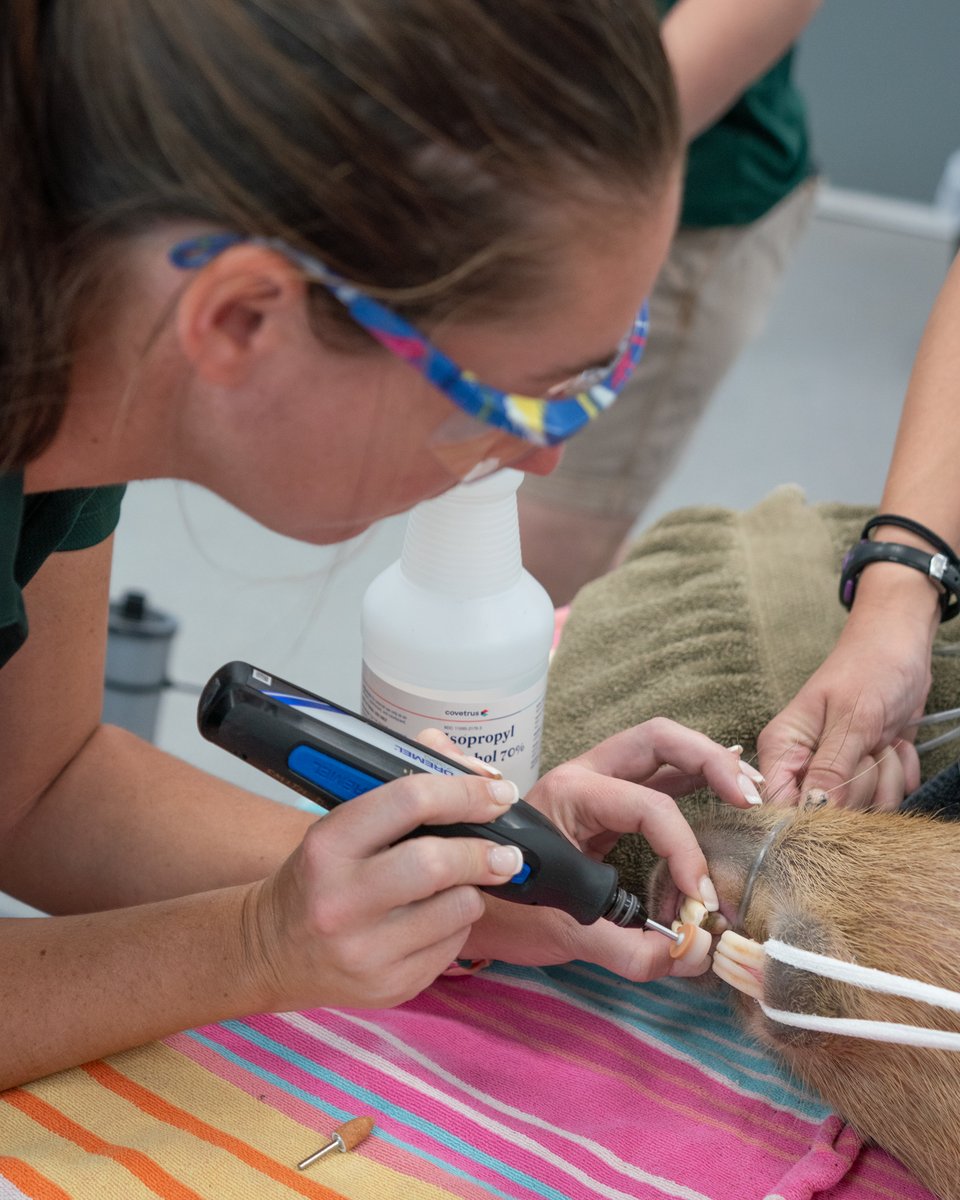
[361,469,555,792]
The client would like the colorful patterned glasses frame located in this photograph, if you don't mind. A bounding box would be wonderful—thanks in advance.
[169,233,648,447]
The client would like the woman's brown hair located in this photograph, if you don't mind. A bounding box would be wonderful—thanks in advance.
[0,0,679,471]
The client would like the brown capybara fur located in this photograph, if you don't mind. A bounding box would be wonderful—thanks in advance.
[647,804,960,1200]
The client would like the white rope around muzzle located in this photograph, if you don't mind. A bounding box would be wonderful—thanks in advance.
[758,938,960,1050]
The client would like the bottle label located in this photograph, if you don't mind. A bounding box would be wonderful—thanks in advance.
[361,665,547,793]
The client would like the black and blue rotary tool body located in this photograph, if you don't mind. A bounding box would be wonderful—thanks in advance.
[197,661,665,932]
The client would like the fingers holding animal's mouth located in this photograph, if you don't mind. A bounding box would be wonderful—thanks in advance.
[650,869,740,960]
[651,874,727,937]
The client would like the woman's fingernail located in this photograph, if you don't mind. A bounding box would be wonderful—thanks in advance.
[726,744,744,755]
[465,756,503,778]
[739,762,765,784]
[698,875,720,913]
[803,789,829,810]
[488,780,520,806]
[738,774,763,805]
[489,844,524,876]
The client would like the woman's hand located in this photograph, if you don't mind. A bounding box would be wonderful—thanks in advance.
[758,592,935,810]
[242,772,527,1012]
[425,720,762,982]
[524,717,762,888]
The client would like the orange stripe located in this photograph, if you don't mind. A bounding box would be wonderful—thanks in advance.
[83,1060,348,1200]
[2,1089,200,1200]
[0,1155,73,1200]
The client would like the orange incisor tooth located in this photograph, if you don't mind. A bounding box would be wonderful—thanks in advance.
[713,953,764,1000]
[712,930,765,1000]
[718,929,765,969]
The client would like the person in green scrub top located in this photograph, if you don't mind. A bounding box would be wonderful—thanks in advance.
[519,0,822,605]
[0,1,762,1089]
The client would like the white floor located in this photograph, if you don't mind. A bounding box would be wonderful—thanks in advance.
[108,196,957,805]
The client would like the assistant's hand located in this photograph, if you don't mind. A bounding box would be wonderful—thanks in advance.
[241,773,527,1012]
[424,720,762,982]
[758,598,934,810]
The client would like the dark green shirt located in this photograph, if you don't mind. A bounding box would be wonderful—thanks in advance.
[0,472,125,668]
[658,1,813,227]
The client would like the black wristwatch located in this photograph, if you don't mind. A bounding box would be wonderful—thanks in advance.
[840,538,960,622]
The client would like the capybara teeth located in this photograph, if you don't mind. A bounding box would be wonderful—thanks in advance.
[712,930,765,999]
[718,929,765,969]
[712,951,764,1000]
[679,895,709,927]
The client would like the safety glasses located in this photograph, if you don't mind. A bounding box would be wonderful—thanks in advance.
[170,233,648,455]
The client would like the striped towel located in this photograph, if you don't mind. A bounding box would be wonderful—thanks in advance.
[0,962,933,1200]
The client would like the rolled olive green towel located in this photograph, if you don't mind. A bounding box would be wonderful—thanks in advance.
[540,485,960,893]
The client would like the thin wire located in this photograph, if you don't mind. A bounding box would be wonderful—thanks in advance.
[882,704,960,754]
[820,744,900,795]
[916,725,960,754]
[913,705,960,726]
[908,707,960,754]
[735,814,797,933]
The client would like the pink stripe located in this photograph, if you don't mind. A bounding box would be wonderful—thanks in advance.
[246,1013,610,1200]
[306,1012,801,1200]
[167,975,940,1200]
[517,968,797,1089]
[293,987,936,1200]
[287,1006,796,1199]
[424,984,934,1199]
[420,978,816,1151]
[448,971,780,1086]
[358,992,777,1137]
[860,1158,938,1200]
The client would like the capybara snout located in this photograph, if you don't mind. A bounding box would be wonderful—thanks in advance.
[646,803,960,1200]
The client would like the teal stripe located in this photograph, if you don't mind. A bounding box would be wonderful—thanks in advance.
[549,967,761,1049]
[572,960,735,1017]
[188,1022,569,1200]
[523,963,809,1092]
[541,963,827,1115]
[487,963,829,1119]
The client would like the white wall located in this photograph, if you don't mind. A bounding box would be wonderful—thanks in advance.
[796,3,960,204]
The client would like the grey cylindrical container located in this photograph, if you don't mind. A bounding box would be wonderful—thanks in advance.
[102,591,178,743]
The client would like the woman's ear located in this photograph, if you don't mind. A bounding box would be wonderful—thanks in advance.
[173,243,308,387]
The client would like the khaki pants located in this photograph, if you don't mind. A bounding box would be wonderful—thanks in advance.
[522,178,819,520]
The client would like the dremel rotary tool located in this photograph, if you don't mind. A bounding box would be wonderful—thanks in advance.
[197,661,695,947]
